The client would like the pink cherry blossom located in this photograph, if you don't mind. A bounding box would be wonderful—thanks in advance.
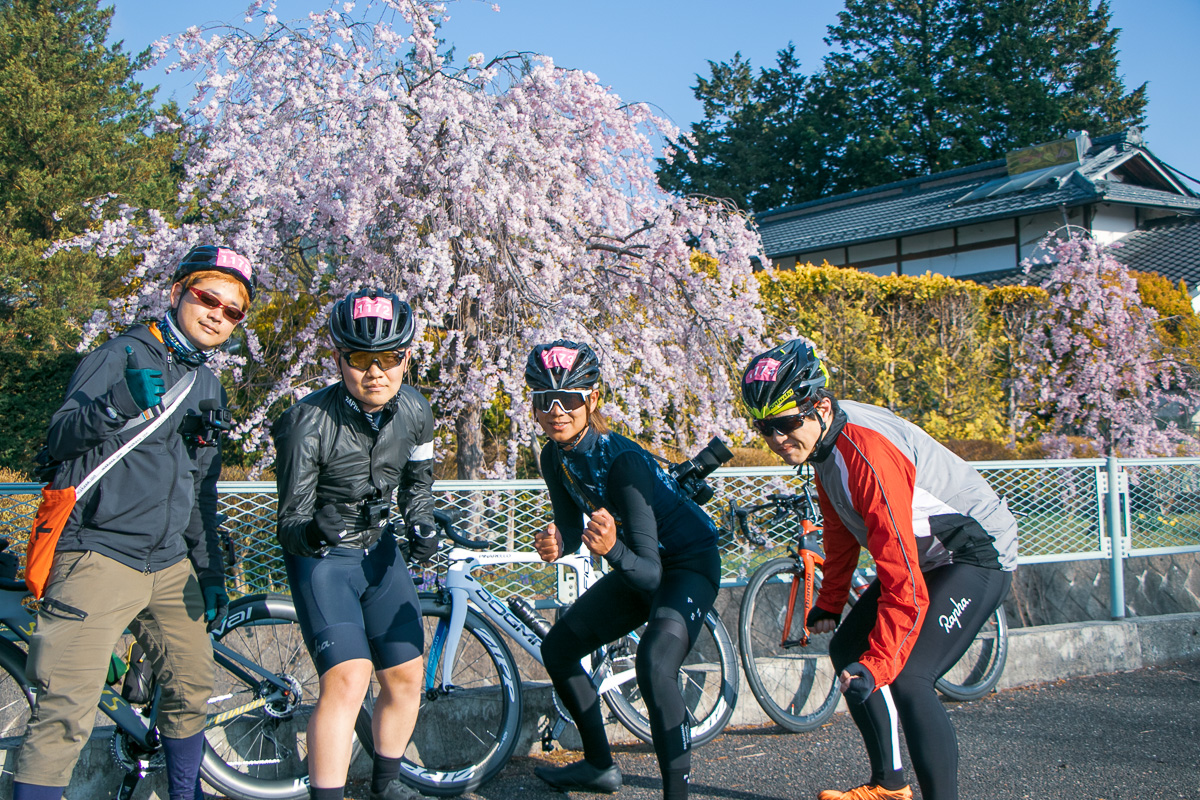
[1016,228,1197,457]
[57,0,767,476]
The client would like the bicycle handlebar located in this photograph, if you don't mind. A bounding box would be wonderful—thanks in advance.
[729,486,822,547]
[433,507,491,550]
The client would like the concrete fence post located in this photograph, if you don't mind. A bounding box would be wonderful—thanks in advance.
[1107,455,1125,619]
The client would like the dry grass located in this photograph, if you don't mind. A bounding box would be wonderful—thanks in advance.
[0,466,31,483]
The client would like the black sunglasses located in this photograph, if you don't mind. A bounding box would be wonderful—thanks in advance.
[531,389,591,414]
[752,415,807,437]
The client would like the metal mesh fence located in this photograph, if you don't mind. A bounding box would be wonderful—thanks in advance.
[1122,459,1200,555]
[3,457,1199,600]
[973,459,1107,562]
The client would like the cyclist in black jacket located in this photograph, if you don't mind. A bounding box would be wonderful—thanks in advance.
[14,246,254,800]
[527,340,720,800]
[272,289,438,800]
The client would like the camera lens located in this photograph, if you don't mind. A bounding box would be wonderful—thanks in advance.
[693,436,734,476]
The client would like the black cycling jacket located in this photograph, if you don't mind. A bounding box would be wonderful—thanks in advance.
[47,324,226,584]
[272,382,435,556]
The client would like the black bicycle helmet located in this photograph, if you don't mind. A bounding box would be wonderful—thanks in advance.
[328,288,416,352]
[741,339,830,419]
[171,245,257,302]
[525,340,601,390]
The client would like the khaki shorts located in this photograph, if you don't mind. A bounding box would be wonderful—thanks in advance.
[15,551,214,787]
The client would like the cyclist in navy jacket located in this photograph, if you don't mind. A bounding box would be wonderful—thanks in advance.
[527,340,720,800]
[14,246,254,800]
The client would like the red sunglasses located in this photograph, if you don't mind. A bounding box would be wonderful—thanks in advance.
[188,287,246,323]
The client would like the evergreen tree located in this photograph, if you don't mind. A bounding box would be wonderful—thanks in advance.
[0,0,180,471]
[659,45,831,212]
[661,0,1147,211]
[958,0,1148,155]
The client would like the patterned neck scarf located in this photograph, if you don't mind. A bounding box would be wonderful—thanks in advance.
[159,310,215,368]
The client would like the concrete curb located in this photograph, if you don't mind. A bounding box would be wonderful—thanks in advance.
[3,612,1198,798]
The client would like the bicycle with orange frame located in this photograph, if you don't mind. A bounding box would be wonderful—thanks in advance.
[733,486,868,731]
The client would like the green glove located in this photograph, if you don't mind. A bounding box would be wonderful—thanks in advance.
[125,346,165,411]
[202,581,229,633]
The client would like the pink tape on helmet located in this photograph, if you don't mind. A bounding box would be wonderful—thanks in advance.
[540,346,579,371]
[214,248,252,282]
[352,297,394,320]
[745,357,782,383]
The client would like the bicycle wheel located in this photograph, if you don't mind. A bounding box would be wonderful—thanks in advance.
[0,638,34,745]
[355,594,522,797]
[602,609,738,748]
[739,557,841,732]
[936,604,1008,701]
[200,593,324,800]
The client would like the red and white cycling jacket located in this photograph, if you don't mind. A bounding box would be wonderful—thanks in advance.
[811,400,1018,688]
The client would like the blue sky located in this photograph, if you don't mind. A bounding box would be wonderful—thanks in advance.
[109,0,1200,189]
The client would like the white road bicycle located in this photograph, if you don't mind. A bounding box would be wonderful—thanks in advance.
[355,511,739,796]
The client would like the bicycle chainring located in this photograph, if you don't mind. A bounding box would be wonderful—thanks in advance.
[110,729,165,774]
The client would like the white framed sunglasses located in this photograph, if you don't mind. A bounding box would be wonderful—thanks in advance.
[531,389,592,414]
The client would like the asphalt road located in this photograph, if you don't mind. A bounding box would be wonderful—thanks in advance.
[452,659,1200,800]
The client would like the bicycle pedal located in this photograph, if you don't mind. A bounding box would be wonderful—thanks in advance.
[782,637,810,648]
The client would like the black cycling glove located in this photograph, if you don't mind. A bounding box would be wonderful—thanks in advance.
[841,661,876,705]
[806,606,841,628]
[306,504,348,551]
[201,578,230,633]
[406,522,440,564]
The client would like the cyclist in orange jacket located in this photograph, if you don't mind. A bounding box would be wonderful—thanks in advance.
[742,340,1017,800]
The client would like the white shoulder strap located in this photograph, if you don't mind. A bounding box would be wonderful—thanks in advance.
[76,371,198,499]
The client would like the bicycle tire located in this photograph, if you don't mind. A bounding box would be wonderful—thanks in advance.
[354,594,523,797]
[602,608,738,748]
[0,638,34,745]
[200,593,326,800]
[935,604,1008,701]
[739,557,841,732]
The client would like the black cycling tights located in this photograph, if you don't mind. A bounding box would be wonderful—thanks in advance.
[542,565,718,800]
[829,562,1012,800]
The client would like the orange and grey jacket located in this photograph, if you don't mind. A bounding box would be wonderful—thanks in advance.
[810,400,1018,689]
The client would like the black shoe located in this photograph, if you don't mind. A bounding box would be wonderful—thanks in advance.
[370,779,425,800]
[534,760,623,793]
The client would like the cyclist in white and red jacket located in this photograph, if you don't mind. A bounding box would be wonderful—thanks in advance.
[741,339,1017,800]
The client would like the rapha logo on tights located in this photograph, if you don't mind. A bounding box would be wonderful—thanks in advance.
[939,596,971,633]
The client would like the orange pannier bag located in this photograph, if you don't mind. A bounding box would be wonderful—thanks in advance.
[25,486,78,598]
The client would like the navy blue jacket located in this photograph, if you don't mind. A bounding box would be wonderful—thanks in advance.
[47,324,226,584]
[542,429,718,592]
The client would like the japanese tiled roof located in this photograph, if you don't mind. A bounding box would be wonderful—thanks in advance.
[756,130,1200,259]
[963,262,1057,288]
[942,216,1200,289]
[1110,215,1200,286]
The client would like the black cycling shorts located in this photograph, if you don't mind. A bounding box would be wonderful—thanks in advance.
[284,532,423,675]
